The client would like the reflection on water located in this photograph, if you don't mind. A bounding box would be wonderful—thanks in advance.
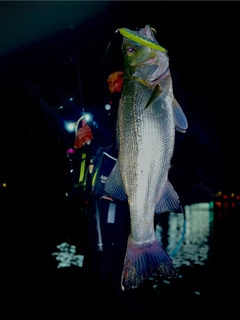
[156,202,214,268]
[52,242,84,268]
[53,202,214,269]
[51,199,238,310]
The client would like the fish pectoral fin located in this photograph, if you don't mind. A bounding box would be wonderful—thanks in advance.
[104,160,128,201]
[145,84,163,109]
[173,97,188,133]
[155,180,183,214]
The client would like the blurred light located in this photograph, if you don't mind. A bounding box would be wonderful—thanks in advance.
[65,122,75,132]
[58,105,63,109]
[64,113,92,133]
[215,201,222,209]
[52,242,84,268]
[67,148,75,154]
[215,191,222,197]
[2,183,7,187]
[105,104,111,110]
[69,97,73,101]
[84,113,92,122]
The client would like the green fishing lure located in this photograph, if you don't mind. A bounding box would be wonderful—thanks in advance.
[119,27,166,52]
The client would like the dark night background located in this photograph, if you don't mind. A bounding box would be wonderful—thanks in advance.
[1,1,239,317]
[1,1,239,195]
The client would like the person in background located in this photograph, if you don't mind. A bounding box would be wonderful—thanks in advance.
[70,67,222,315]
[106,70,123,94]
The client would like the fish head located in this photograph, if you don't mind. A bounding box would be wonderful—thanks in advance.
[121,25,169,84]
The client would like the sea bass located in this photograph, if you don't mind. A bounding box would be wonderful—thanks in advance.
[104,25,188,291]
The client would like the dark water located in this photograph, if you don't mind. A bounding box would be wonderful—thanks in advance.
[46,198,239,317]
[4,195,239,317]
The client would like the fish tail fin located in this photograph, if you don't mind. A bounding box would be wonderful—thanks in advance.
[121,236,177,291]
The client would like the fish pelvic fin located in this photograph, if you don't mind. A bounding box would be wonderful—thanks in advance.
[104,160,128,201]
[173,97,188,133]
[145,83,163,109]
[156,180,183,214]
[121,236,177,291]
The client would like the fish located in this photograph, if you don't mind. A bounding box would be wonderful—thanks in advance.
[104,24,188,291]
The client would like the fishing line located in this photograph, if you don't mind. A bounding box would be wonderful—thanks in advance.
[88,29,121,82]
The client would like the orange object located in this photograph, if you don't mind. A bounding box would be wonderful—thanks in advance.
[107,71,123,93]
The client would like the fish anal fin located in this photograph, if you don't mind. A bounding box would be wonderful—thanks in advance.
[156,180,183,214]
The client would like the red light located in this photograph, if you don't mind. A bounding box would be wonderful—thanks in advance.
[215,201,222,208]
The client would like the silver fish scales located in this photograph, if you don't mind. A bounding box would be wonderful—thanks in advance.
[105,25,188,291]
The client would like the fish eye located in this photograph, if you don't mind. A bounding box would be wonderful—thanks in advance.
[126,47,135,54]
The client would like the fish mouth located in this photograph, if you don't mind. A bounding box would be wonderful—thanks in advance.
[149,67,170,83]
[140,50,169,82]
[134,59,169,84]
[142,56,157,65]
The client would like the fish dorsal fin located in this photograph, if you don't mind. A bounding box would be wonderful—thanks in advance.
[145,84,163,109]
[173,98,188,133]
